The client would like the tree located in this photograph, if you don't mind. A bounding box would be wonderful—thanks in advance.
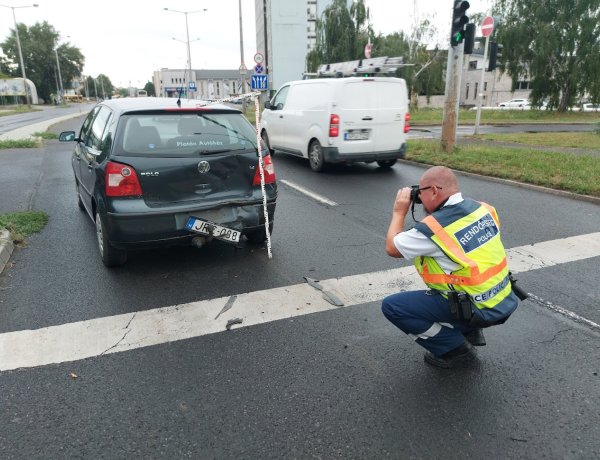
[1,21,84,104]
[317,0,357,63]
[495,0,600,111]
[143,81,155,97]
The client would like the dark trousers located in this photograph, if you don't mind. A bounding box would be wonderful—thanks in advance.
[382,290,480,357]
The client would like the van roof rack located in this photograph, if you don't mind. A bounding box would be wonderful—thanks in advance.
[306,56,405,79]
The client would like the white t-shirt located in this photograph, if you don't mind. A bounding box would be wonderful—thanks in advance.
[393,193,464,273]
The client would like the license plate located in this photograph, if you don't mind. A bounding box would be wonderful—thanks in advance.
[344,131,369,141]
[185,217,241,243]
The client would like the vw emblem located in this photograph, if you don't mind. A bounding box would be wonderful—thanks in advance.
[197,161,210,174]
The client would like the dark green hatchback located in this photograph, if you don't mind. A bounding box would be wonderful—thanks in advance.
[60,97,277,267]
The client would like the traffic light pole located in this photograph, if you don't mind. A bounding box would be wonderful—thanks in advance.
[474,34,490,135]
[441,43,464,153]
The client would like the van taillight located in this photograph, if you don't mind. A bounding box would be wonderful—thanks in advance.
[105,161,142,197]
[329,114,340,137]
[404,113,411,133]
[253,154,276,186]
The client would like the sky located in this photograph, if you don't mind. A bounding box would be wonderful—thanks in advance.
[0,0,492,89]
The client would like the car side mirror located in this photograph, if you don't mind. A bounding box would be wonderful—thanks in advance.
[59,131,77,142]
[276,103,284,111]
[264,101,272,109]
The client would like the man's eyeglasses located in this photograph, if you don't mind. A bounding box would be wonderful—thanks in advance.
[410,184,443,204]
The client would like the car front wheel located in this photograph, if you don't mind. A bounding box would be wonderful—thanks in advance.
[95,211,127,267]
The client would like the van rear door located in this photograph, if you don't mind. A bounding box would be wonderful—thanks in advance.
[336,80,378,154]
[371,79,408,152]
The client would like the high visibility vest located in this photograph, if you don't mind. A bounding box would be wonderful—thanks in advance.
[413,198,515,314]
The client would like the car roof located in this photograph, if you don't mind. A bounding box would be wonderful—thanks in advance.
[98,96,240,114]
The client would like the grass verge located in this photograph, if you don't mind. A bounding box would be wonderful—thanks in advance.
[474,132,600,150]
[406,139,600,197]
[0,138,41,149]
[0,211,48,246]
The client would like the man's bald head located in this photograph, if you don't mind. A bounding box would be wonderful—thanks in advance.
[418,166,459,212]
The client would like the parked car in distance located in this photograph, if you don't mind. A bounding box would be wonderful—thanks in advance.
[260,76,410,172]
[582,103,600,112]
[59,97,277,266]
[498,98,530,108]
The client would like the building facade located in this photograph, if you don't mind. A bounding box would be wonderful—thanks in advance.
[152,68,244,100]
[254,0,351,94]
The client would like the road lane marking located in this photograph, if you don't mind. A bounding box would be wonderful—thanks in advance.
[1,232,599,371]
[279,180,338,206]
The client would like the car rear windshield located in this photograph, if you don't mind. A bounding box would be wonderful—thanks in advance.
[115,111,259,157]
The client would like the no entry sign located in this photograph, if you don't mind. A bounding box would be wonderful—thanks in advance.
[481,16,494,37]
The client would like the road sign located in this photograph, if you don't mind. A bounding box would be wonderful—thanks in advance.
[254,64,264,74]
[251,74,268,91]
[481,16,494,37]
[188,81,197,91]
[254,52,264,64]
[239,63,247,75]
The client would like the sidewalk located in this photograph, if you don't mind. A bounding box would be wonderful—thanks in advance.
[0,108,89,274]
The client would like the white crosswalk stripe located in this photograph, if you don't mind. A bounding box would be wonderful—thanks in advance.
[1,232,599,371]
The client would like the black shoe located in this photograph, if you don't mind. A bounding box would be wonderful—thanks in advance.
[464,328,486,346]
[424,342,477,369]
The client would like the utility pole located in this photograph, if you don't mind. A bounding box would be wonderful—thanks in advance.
[238,0,247,110]
[441,0,470,153]
[263,0,270,102]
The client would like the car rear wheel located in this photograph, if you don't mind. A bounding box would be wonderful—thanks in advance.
[261,131,274,155]
[95,211,127,267]
[246,223,273,244]
[308,140,326,172]
[377,159,397,169]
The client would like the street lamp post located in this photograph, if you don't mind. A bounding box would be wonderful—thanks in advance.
[172,37,200,98]
[164,7,207,99]
[0,3,39,106]
[54,35,70,104]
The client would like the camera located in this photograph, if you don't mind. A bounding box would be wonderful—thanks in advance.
[410,185,422,204]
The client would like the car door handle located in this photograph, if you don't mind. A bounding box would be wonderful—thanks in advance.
[362,116,373,121]
[279,115,284,118]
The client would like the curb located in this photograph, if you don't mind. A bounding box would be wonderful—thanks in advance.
[0,228,14,276]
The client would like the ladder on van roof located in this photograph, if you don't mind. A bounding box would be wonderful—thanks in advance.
[305,56,407,79]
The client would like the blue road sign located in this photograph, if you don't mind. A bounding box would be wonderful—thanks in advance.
[254,64,264,74]
[188,81,197,90]
[251,74,268,91]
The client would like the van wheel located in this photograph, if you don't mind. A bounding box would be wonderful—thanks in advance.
[95,211,127,267]
[377,159,397,169]
[261,131,274,155]
[308,140,327,172]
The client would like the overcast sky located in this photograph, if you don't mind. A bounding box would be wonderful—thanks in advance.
[0,0,492,88]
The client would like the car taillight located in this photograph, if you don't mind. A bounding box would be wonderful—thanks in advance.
[105,161,142,197]
[329,114,340,137]
[404,112,410,133]
[253,154,276,186]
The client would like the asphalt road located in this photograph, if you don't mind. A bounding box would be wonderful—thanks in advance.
[0,115,599,459]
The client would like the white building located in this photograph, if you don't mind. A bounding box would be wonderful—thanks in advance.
[152,68,245,100]
[254,0,350,93]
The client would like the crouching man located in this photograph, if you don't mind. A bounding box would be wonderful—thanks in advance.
[382,166,520,368]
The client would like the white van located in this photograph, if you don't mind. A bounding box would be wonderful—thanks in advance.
[260,77,410,172]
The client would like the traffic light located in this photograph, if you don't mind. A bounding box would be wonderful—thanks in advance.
[463,23,476,54]
[488,41,502,71]
[450,1,470,47]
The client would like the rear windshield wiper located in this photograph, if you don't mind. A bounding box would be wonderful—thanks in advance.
[197,149,234,155]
